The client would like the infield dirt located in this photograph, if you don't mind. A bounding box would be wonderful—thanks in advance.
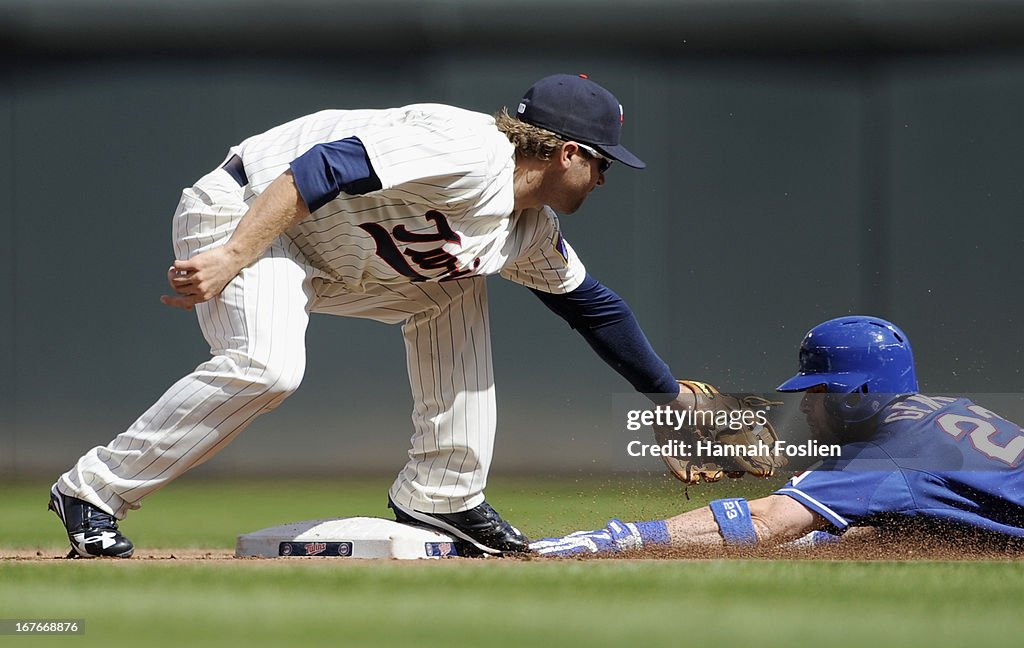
[6,528,1023,563]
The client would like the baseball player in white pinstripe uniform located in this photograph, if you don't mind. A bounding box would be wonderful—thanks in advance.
[49,74,689,557]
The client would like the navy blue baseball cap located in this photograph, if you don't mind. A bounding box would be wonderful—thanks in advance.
[516,73,646,169]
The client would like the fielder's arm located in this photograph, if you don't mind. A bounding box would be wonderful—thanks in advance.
[163,137,381,310]
[162,170,310,310]
[530,274,682,404]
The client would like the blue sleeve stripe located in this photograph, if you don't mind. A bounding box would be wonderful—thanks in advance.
[776,488,850,529]
[289,136,383,212]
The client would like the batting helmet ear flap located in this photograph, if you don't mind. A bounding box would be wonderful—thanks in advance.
[823,384,892,424]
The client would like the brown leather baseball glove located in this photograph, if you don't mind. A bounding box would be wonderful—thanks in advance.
[654,380,786,485]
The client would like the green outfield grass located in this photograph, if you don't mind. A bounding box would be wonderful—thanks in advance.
[3,476,1023,648]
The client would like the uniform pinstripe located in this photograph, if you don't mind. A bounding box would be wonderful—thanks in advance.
[59,105,585,517]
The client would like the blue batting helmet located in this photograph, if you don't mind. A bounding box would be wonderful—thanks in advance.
[776,316,919,423]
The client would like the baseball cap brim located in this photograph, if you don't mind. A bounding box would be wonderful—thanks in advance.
[592,142,646,169]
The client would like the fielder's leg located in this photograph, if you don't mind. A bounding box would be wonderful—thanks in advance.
[57,248,312,514]
[311,277,527,554]
[51,165,319,557]
[387,278,496,512]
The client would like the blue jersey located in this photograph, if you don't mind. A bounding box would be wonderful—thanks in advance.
[777,395,1024,536]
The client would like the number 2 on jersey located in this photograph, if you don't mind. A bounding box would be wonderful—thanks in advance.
[937,405,1024,466]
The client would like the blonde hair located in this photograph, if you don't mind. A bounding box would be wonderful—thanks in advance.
[494,108,566,161]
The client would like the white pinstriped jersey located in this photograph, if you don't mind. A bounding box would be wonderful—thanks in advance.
[231,104,586,294]
[57,102,602,524]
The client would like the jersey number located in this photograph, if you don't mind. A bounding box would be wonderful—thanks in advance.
[936,406,1024,466]
[359,211,479,282]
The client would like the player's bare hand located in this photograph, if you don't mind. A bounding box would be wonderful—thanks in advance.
[160,247,243,311]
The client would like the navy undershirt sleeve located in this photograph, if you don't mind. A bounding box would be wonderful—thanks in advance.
[289,137,383,212]
[531,274,680,404]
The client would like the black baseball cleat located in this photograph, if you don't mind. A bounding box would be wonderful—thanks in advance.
[48,485,135,559]
[388,496,530,556]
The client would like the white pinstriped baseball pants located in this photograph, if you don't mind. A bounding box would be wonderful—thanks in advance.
[58,167,496,518]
